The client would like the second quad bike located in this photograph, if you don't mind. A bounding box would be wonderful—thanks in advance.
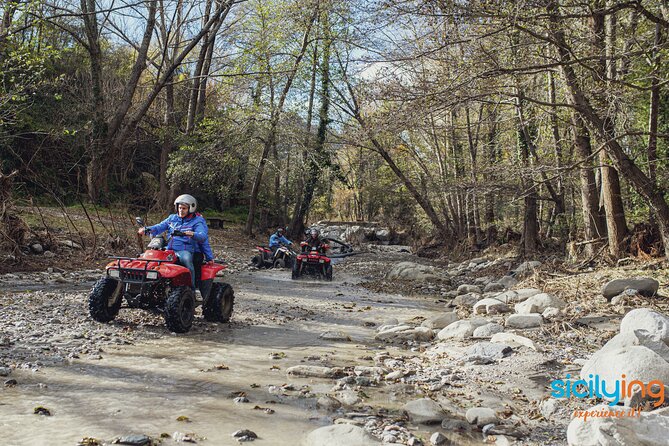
[292,242,332,281]
[88,218,234,333]
[251,244,296,269]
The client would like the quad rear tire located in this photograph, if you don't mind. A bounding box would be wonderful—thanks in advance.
[274,258,285,269]
[164,286,195,333]
[203,283,234,322]
[89,277,122,323]
[324,264,333,281]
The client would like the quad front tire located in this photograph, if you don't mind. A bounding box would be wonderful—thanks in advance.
[291,261,300,280]
[324,264,333,281]
[164,286,195,333]
[274,258,285,269]
[203,283,235,322]
[89,277,122,323]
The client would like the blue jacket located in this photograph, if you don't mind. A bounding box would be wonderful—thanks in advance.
[269,233,292,248]
[147,213,213,260]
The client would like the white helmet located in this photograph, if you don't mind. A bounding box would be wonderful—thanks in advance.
[174,194,197,213]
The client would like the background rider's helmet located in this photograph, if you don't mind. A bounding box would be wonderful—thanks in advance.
[277,227,285,235]
[310,229,319,238]
[174,194,197,213]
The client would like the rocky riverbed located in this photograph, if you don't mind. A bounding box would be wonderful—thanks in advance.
[1,250,669,445]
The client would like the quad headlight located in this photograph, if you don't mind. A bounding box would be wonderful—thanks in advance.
[108,269,120,278]
[146,271,159,280]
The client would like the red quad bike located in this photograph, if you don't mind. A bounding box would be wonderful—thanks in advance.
[292,242,332,281]
[88,218,234,333]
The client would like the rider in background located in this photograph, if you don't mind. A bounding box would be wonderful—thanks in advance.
[303,228,324,252]
[138,194,210,289]
[269,227,292,254]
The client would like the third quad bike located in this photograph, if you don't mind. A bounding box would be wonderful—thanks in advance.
[88,218,234,333]
[251,244,296,269]
[292,242,332,281]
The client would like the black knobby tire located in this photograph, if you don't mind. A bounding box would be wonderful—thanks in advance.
[89,277,122,323]
[203,282,235,322]
[255,255,265,268]
[324,264,333,281]
[164,286,195,333]
[291,261,300,280]
[274,258,285,269]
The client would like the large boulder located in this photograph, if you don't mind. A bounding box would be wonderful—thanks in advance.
[602,277,660,300]
[463,342,512,363]
[473,323,504,338]
[588,330,669,363]
[580,346,669,403]
[303,424,381,446]
[620,309,669,345]
[437,319,489,340]
[567,404,669,446]
[514,293,566,314]
[386,262,440,281]
[457,284,482,295]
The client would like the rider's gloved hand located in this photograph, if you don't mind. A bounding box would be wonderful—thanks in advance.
[183,230,195,237]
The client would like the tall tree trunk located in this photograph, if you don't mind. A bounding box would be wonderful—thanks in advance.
[515,91,538,255]
[289,37,319,237]
[572,112,606,256]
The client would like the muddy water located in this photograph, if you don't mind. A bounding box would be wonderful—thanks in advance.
[0,266,477,445]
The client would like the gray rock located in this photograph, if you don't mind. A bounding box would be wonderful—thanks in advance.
[30,243,43,254]
[441,417,471,432]
[465,407,497,426]
[497,276,518,289]
[514,293,566,314]
[540,399,559,419]
[505,314,542,329]
[402,398,446,424]
[567,403,669,446]
[317,395,342,411]
[620,308,669,344]
[473,323,504,338]
[303,424,381,446]
[483,282,505,293]
[375,326,434,343]
[336,390,361,406]
[602,277,659,300]
[287,365,343,378]
[473,298,510,315]
[375,229,391,241]
[116,435,152,445]
[451,293,481,306]
[0,367,11,377]
[542,307,561,319]
[494,288,541,304]
[457,284,482,295]
[42,250,55,258]
[60,239,83,249]
[232,429,258,441]
[385,370,404,380]
[490,332,541,351]
[320,331,351,342]
[463,342,512,363]
[430,432,448,446]
[437,319,489,340]
[422,312,458,330]
[514,261,542,275]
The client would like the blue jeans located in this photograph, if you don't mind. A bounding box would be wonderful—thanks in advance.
[175,250,196,289]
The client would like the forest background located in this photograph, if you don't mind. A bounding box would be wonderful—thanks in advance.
[2,0,669,261]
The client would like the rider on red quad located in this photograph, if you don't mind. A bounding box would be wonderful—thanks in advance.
[269,227,293,254]
[138,194,214,289]
[303,228,325,253]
